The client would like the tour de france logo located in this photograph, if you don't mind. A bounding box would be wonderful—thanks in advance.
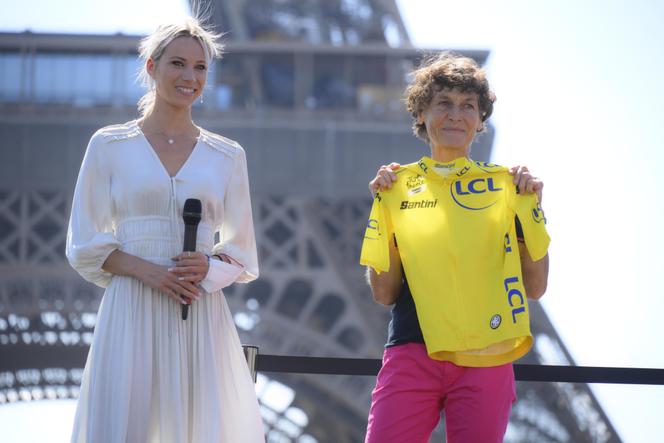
[490,314,502,329]
[450,177,503,210]
[406,175,425,189]
[406,175,426,196]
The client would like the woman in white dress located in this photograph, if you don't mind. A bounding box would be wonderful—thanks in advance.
[66,17,265,443]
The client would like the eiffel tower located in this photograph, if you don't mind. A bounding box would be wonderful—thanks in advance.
[0,1,621,441]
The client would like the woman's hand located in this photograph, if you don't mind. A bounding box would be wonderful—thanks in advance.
[102,249,200,304]
[369,162,401,196]
[170,251,209,285]
[510,165,544,203]
[138,260,201,304]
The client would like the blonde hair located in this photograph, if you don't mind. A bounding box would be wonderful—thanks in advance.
[137,16,224,116]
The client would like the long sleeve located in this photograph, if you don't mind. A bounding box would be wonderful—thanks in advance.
[211,147,259,284]
[66,132,120,287]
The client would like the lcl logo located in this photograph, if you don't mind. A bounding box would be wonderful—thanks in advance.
[532,204,546,224]
[450,178,503,210]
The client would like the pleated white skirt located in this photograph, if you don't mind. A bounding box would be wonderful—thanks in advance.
[70,274,265,443]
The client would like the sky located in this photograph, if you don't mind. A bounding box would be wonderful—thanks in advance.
[1,0,663,442]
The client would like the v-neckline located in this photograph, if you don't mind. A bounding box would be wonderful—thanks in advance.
[136,122,200,179]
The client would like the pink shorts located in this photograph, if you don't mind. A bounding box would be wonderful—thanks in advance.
[365,343,516,443]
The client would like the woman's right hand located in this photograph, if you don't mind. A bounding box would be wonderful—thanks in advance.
[369,162,401,196]
[102,250,200,304]
[137,261,201,305]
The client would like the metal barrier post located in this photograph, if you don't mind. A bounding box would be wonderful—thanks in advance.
[242,345,259,383]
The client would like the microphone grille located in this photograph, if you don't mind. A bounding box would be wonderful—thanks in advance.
[183,198,202,225]
[183,198,202,214]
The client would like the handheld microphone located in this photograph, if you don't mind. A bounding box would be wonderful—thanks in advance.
[181,198,202,320]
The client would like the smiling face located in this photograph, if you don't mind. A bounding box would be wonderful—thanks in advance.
[418,87,482,158]
[147,36,207,110]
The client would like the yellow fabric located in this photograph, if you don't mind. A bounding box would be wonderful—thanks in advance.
[360,156,550,367]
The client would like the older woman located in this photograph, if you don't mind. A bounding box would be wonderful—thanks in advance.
[360,53,550,442]
[66,17,264,442]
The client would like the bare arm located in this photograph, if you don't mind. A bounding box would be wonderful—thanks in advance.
[366,234,404,305]
[519,243,549,300]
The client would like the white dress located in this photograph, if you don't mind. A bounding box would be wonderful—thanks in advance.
[66,120,265,443]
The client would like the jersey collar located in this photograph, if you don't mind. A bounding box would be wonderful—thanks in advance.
[415,156,474,180]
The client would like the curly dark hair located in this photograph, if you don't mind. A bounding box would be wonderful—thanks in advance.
[405,52,496,144]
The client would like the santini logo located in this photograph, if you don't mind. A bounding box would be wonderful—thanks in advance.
[400,199,438,210]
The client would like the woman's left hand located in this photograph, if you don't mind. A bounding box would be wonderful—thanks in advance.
[169,251,209,285]
[510,165,544,203]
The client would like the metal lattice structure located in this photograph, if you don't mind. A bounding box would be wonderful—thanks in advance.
[0,185,620,442]
[205,0,410,47]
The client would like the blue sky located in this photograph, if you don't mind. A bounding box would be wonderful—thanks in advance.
[2,0,663,442]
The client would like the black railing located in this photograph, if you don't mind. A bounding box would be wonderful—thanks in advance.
[245,349,664,385]
[1,347,663,405]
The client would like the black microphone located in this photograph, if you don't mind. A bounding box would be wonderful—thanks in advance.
[181,198,202,320]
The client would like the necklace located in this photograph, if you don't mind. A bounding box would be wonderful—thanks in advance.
[156,131,198,145]
[138,120,200,145]
[162,133,184,145]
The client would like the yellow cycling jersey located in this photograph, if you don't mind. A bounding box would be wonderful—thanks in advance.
[360,156,550,367]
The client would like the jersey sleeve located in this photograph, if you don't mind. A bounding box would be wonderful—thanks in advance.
[359,193,392,273]
[513,192,550,261]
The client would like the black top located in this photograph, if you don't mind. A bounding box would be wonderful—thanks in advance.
[385,217,525,347]
[386,279,424,347]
